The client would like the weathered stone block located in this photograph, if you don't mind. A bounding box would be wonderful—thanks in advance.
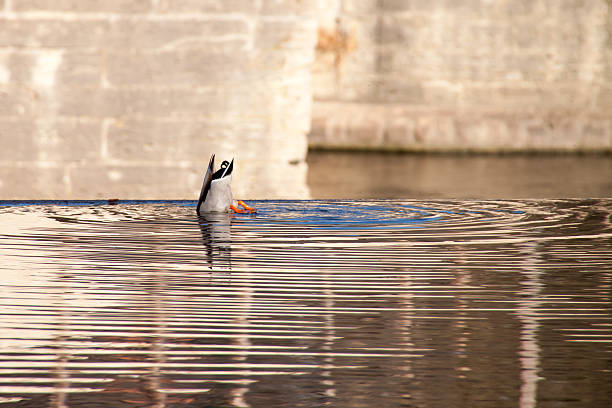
[275,80,314,133]
[260,0,319,16]
[3,51,33,84]
[105,118,300,164]
[0,120,37,160]
[341,0,378,14]
[415,117,458,149]
[345,118,383,147]
[579,120,612,150]
[187,123,272,160]
[13,0,151,13]
[58,52,102,86]
[457,119,513,151]
[255,20,317,50]
[108,120,246,163]
[70,165,192,199]
[377,16,415,44]
[307,116,329,147]
[462,85,553,112]
[378,0,415,11]
[496,53,550,82]
[0,165,67,199]
[0,18,249,50]
[0,87,37,116]
[57,87,273,119]
[312,96,611,152]
[520,118,555,150]
[595,88,612,114]
[43,120,103,162]
[106,120,199,161]
[374,78,425,104]
[155,0,257,14]
[5,49,100,87]
[311,68,337,99]
[385,117,418,148]
[57,87,116,117]
[329,73,375,101]
[382,0,486,13]
[258,48,315,76]
[494,0,539,17]
[105,50,251,86]
[505,21,549,50]
[421,81,459,109]
[0,119,102,161]
[107,18,250,50]
[1,49,101,88]
[0,18,110,48]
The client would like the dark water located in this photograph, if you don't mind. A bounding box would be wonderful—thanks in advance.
[307,151,612,199]
[0,200,611,407]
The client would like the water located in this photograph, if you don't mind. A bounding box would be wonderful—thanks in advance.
[0,199,611,407]
[307,151,612,199]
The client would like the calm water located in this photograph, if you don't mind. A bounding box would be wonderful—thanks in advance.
[0,200,611,407]
[307,152,612,199]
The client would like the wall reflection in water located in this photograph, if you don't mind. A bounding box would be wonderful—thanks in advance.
[307,151,612,199]
[0,200,611,407]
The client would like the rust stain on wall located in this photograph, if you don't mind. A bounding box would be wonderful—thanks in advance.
[316,21,357,76]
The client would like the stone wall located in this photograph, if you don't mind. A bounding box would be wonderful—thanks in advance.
[0,0,317,199]
[311,0,612,152]
[1,1,610,200]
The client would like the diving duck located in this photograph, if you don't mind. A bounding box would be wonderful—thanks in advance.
[196,154,256,215]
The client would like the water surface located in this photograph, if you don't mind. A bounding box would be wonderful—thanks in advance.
[307,151,612,198]
[0,200,611,407]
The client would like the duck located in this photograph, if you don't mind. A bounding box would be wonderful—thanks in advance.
[196,154,256,215]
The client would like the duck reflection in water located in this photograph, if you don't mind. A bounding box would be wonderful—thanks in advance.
[199,212,233,272]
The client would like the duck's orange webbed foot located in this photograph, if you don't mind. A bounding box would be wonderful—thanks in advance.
[230,201,256,214]
[238,200,256,213]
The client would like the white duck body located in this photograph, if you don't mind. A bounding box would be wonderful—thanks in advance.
[199,174,234,213]
[197,155,236,215]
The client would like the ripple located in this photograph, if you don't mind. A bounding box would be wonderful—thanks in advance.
[0,199,611,407]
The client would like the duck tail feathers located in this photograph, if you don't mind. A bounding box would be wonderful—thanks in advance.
[197,154,215,215]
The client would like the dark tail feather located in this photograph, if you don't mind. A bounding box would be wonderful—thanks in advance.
[197,154,215,215]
